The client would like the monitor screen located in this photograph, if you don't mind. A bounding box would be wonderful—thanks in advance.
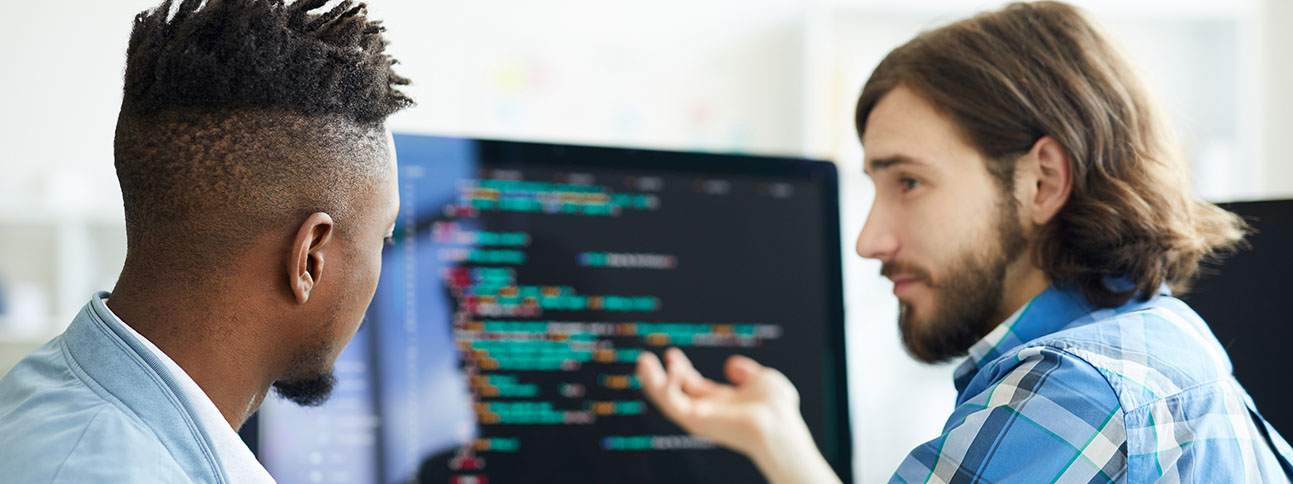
[250,134,850,484]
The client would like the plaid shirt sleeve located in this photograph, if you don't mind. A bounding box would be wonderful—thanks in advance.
[890,345,1127,484]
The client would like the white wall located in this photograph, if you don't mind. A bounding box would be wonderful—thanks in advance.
[372,0,807,155]
[0,1,150,215]
[1260,0,1293,199]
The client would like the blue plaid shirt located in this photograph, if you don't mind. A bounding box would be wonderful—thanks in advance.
[891,284,1293,483]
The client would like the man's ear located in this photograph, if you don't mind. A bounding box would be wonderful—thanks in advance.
[288,212,334,304]
[1021,135,1073,226]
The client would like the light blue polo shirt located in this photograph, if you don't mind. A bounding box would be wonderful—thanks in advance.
[0,293,231,483]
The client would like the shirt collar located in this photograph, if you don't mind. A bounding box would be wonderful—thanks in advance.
[951,284,1097,392]
[99,296,277,484]
[951,279,1172,393]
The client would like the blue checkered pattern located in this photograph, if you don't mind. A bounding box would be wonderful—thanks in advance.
[890,285,1293,483]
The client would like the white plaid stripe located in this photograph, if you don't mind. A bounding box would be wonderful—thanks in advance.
[967,302,1028,363]
[1223,387,1262,482]
[1116,310,1152,367]
[1149,399,1184,455]
[1090,411,1127,468]
[984,350,1042,408]
[1065,347,1180,400]
[1054,409,1124,484]
[928,410,989,483]
[1012,389,1109,449]
[1159,460,1182,482]
[1052,459,1100,484]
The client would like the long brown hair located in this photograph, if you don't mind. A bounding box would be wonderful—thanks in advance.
[855,1,1247,307]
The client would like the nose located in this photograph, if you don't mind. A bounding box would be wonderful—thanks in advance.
[855,203,899,261]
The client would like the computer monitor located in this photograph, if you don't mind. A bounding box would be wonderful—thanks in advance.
[1180,199,1293,435]
[247,134,851,484]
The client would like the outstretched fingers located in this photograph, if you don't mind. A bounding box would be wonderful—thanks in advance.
[725,354,762,385]
[665,347,727,398]
[637,351,695,426]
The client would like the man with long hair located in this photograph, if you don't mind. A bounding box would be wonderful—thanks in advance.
[638,2,1293,482]
[0,0,411,481]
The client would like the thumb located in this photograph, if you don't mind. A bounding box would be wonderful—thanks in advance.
[724,354,762,385]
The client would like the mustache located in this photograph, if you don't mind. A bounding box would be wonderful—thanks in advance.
[880,261,933,286]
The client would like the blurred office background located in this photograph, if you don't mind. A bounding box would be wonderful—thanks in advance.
[1,0,1290,482]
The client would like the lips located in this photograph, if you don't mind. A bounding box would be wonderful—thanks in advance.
[880,262,931,297]
[890,277,922,296]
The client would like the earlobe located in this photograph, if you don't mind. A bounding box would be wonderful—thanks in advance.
[288,212,335,305]
[294,272,315,304]
[1028,136,1073,226]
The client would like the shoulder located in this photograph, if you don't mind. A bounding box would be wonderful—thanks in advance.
[1029,300,1291,482]
[1021,297,1232,412]
[51,406,191,482]
[894,346,1127,483]
[965,344,1126,438]
[0,338,191,483]
[906,296,1280,483]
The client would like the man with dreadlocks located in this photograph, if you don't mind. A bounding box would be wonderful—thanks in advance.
[0,0,411,481]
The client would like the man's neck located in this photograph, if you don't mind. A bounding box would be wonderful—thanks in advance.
[994,260,1051,326]
[106,275,279,430]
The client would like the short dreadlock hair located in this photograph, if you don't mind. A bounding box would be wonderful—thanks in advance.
[114,0,412,273]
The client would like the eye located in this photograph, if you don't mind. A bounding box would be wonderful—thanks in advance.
[899,177,921,192]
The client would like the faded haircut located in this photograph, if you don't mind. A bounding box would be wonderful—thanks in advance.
[114,0,413,273]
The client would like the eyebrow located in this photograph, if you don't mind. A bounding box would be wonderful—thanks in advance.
[863,155,927,177]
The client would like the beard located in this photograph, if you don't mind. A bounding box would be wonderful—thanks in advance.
[272,325,339,407]
[272,371,337,407]
[886,199,1027,364]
